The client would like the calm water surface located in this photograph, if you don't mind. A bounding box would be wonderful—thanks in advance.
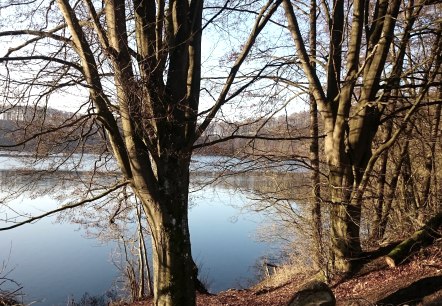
[0,155,275,305]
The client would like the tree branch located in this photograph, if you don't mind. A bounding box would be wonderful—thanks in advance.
[0,56,83,73]
[0,180,129,231]
[193,134,326,149]
[194,0,282,142]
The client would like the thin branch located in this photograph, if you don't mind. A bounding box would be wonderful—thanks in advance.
[0,115,91,149]
[194,0,283,142]
[0,56,83,73]
[193,133,325,149]
[0,180,129,231]
[354,27,442,205]
[0,30,70,43]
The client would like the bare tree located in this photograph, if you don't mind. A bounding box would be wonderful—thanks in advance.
[0,0,282,305]
[282,0,442,272]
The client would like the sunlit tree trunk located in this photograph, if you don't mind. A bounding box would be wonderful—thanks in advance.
[418,90,441,221]
[372,146,390,241]
[281,0,441,273]
[56,0,281,303]
[56,1,201,304]
[136,203,152,298]
[308,0,324,272]
[378,139,410,238]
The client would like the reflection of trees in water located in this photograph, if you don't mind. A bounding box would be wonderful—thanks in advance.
[0,170,152,300]
[1,168,303,300]
[0,169,122,230]
[191,171,309,202]
[0,255,23,306]
[192,170,319,264]
[1,168,308,234]
[0,170,119,200]
[0,170,70,191]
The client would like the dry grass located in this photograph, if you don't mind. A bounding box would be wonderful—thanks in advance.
[253,261,316,292]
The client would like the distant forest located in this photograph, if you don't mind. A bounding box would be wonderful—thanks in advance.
[0,105,313,163]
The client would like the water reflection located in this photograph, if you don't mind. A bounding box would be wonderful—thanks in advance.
[0,165,291,304]
[191,170,308,203]
[0,194,118,305]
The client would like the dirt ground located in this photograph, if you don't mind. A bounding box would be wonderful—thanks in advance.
[128,241,442,306]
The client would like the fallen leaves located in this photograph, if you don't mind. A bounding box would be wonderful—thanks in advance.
[125,243,442,306]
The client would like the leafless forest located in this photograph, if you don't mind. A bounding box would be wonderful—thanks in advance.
[0,0,441,305]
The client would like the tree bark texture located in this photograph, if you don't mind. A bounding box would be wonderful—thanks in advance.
[56,1,202,304]
[377,139,410,239]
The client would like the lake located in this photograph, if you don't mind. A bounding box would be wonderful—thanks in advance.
[0,155,289,305]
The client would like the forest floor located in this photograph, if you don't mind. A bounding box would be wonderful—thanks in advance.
[129,240,442,306]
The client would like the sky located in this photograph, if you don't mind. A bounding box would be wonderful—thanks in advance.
[0,1,309,121]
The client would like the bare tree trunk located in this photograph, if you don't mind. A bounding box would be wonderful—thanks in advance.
[371,119,394,241]
[372,0,426,237]
[135,156,196,306]
[121,236,138,301]
[372,150,389,241]
[150,216,195,306]
[308,0,324,273]
[142,236,153,297]
[401,148,419,219]
[139,211,153,297]
[136,205,146,299]
[418,92,441,221]
[328,163,363,272]
[136,203,152,298]
[378,140,410,239]
[282,0,440,273]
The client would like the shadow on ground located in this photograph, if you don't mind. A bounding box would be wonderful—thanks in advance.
[376,275,442,305]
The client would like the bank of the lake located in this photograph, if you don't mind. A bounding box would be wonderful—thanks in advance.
[122,241,442,306]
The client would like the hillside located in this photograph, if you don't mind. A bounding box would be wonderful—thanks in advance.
[127,241,442,306]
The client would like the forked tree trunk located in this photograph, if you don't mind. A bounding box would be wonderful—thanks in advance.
[282,0,404,273]
[328,107,380,271]
[54,1,280,303]
[138,157,196,306]
[329,166,363,272]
